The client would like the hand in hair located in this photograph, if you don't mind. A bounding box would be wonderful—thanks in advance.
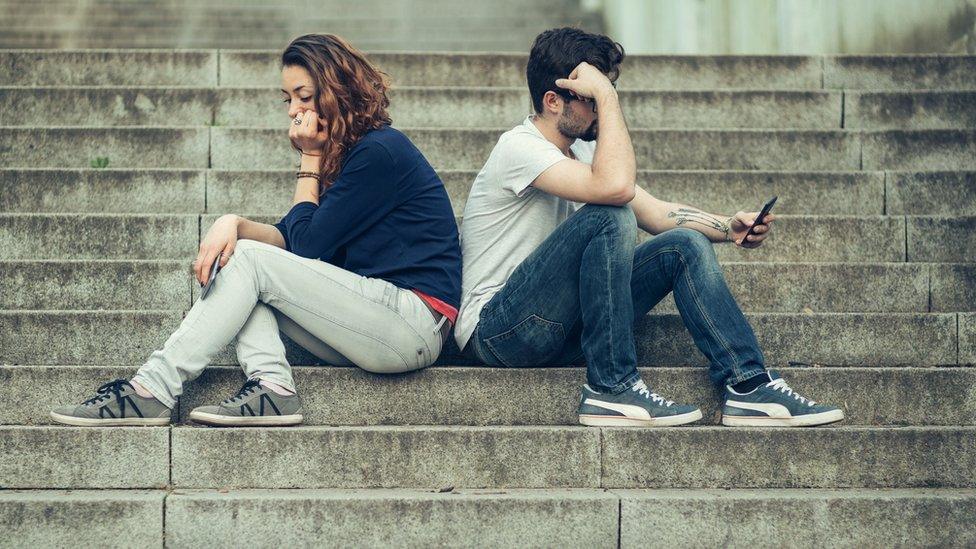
[554,62,615,101]
[289,110,329,155]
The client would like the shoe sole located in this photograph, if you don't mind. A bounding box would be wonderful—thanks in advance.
[50,411,170,427]
[721,409,845,427]
[188,410,304,427]
[579,408,703,427]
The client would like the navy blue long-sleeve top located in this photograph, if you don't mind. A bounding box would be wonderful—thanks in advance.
[273,125,462,308]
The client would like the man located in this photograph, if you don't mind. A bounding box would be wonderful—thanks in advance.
[455,27,844,427]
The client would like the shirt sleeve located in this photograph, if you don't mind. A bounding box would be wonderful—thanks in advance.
[496,132,573,198]
[272,218,290,251]
[276,141,399,261]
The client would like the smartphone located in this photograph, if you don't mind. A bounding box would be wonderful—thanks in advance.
[742,196,777,242]
[200,259,220,300]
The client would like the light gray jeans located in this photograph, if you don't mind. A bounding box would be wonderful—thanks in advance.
[132,238,447,409]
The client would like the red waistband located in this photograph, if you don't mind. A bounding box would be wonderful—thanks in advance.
[410,289,458,325]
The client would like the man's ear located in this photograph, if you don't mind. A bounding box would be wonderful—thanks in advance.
[542,90,564,116]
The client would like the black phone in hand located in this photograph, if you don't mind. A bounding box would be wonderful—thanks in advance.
[742,196,777,242]
[200,259,220,300]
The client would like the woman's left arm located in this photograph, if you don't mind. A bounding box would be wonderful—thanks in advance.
[293,152,322,206]
[277,142,399,260]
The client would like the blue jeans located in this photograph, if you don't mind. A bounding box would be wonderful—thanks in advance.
[464,203,766,393]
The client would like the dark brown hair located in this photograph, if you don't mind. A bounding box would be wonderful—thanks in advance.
[281,34,392,191]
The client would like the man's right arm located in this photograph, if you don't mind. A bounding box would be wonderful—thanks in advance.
[236,216,286,249]
[530,63,637,205]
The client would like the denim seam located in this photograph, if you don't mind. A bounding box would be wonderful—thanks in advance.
[674,248,744,377]
[638,244,743,380]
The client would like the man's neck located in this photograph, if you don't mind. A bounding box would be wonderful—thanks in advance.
[530,114,575,157]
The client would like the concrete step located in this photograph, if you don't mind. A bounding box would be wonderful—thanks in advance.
[824,55,976,91]
[0,260,941,313]
[219,213,914,263]
[3,425,974,489]
[0,50,825,89]
[4,51,975,90]
[845,91,976,129]
[0,260,189,310]
[3,126,974,171]
[0,311,961,366]
[0,212,924,262]
[3,488,973,548]
[0,87,849,129]
[2,169,893,216]
[0,213,198,260]
[5,365,973,427]
[5,168,975,218]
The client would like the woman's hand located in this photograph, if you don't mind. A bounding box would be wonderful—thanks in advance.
[289,110,329,155]
[193,214,239,286]
[729,211,775,248]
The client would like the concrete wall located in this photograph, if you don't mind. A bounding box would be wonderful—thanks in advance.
[600,0,976,54]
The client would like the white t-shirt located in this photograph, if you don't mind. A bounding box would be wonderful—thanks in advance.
[454,115,596,351]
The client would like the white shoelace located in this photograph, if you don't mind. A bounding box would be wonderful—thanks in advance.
[766,378,816,406]
[632,380,674,407]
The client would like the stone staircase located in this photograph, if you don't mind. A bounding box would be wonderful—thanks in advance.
[1,48,975,546]
[0,0,602,50]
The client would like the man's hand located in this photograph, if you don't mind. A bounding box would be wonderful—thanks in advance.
[555,62,615,101]
[729,211,776,248]
[192,214,239,286]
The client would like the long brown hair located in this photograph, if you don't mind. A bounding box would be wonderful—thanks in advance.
[281,34,392,191]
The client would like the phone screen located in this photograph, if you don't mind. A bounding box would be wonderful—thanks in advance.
[743,196,777,240]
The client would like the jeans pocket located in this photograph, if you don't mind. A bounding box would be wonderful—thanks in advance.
[484,314,565,368]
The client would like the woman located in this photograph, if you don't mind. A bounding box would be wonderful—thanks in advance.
[51,34,462,427]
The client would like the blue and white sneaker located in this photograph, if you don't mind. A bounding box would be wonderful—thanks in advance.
[722,371,845,427]
[578,379,703,427]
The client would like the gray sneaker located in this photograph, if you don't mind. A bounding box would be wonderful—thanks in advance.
[51,379,172,426]
[189,379,304,426]
[578,379,703,427]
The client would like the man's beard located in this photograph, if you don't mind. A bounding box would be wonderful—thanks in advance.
[558,110,598,142]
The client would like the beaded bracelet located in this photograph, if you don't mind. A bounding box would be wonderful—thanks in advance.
[296,171,321,181]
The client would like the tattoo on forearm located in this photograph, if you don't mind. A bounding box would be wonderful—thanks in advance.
[667,208,731,240]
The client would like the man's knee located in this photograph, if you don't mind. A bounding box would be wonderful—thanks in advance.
[668,228,717,259]
[577,203,638,240]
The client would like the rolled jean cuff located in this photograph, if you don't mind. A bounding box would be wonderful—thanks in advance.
[129,373,177,409]
[724,367,768,388]
[601,371,642,395]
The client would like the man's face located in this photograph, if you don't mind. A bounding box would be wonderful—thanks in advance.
[556,96,599,142]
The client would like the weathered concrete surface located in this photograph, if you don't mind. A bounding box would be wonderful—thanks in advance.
[885,170,976,215]
[0,213,198,259]
[0,50,217,86]
[601,426,976,488]
[824,56,976,90]
[862,130,976,170]
[0,127,210,168]
[0,426,169,488]
[0,87,215,126]
[0,490,165,548]
[171,426,601,489]
[220,52,823,89]
[0,260,189,309]
[634,312,957,366]
[907,216,976,262]
[960,313,976,365]
[0,168,205,213]
[931,264,976,312]
[617,489,976,548]
[166,489,618,549]
[846,91,976,129]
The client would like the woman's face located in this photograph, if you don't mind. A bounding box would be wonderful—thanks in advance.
[280,65,317,120]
